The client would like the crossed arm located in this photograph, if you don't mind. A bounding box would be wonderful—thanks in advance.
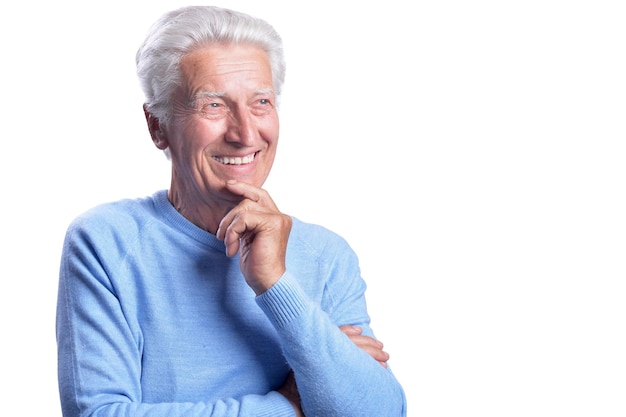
[278,325,391,416]
[217,180,395,416]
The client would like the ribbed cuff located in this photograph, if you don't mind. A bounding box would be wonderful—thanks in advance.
[256,272,309,329]
[252,391,297,417]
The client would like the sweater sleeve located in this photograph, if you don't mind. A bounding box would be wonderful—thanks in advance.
[256,271,407,417]
[56,216,296,417]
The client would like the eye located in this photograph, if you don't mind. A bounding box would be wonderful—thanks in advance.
[252,97,274,116]
[197,101,227,119]
[202,102,221,110]
[251,97,274,116]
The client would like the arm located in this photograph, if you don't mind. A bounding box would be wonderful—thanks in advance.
[56,213,297,417]
[217,181,407,417]
[277,327,392,416]
[256,273,406,417]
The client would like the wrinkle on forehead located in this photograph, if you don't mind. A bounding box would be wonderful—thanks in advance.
[182,46,271,93]
[181,44,270,79]
[191,87,275,102]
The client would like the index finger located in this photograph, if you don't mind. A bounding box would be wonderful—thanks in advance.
[224,180,262,203]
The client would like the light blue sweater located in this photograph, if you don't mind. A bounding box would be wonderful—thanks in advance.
[56,190,406,417]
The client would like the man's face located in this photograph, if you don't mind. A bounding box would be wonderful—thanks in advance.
[164,43,279,203]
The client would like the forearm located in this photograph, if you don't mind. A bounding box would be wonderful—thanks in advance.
[58,299,296,417]
[57,233,297,417]
[58,389,295,417]
[257,273,407,417]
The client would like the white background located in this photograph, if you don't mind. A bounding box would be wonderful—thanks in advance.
[1,1,625,416]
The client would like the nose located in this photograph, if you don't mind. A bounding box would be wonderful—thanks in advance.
[225,108,256,146]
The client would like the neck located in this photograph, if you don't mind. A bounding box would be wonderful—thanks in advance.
[167,186,233,235]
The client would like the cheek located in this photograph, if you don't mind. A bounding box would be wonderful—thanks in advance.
[182,119,225,147]
[261,115,280,144]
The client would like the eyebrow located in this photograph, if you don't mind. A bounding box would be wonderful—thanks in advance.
[191,91,227,102]
[191,87,275,102]
[255,87,275,96]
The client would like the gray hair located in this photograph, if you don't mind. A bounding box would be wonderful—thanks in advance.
[136,5,286,126]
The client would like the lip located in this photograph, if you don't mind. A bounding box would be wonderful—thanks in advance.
[212,151,258,166]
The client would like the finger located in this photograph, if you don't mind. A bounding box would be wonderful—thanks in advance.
[216,184,277,242]
[361,344,390,364]
[356,341,389,368]
[339,325,362,336]
[218,207,288,259]
[216,202,246,242]
[216,198,266,242]
[220,212,250,257]
[350,334,384,350]
[343,330,390,368]
[225,180,277,209]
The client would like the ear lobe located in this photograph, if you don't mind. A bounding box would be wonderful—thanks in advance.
[143,104,169,150]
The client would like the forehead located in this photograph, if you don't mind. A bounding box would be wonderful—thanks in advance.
[179,43,273,90]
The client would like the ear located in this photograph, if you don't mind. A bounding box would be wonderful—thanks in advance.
[143,104,169,150]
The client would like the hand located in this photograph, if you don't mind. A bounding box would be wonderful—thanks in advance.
[340,325,390,368]
[216,180,292,295]
[277,370,304,417]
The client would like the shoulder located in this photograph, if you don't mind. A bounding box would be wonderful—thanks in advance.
[288,216,355,260]
[64,191,165,245]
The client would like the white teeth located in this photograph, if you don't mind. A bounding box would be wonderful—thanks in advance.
[213,153,255,165]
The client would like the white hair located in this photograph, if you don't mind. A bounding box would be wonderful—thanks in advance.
[136,5,286,128]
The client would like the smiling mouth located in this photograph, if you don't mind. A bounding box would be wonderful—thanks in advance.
[212,152,256,165]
